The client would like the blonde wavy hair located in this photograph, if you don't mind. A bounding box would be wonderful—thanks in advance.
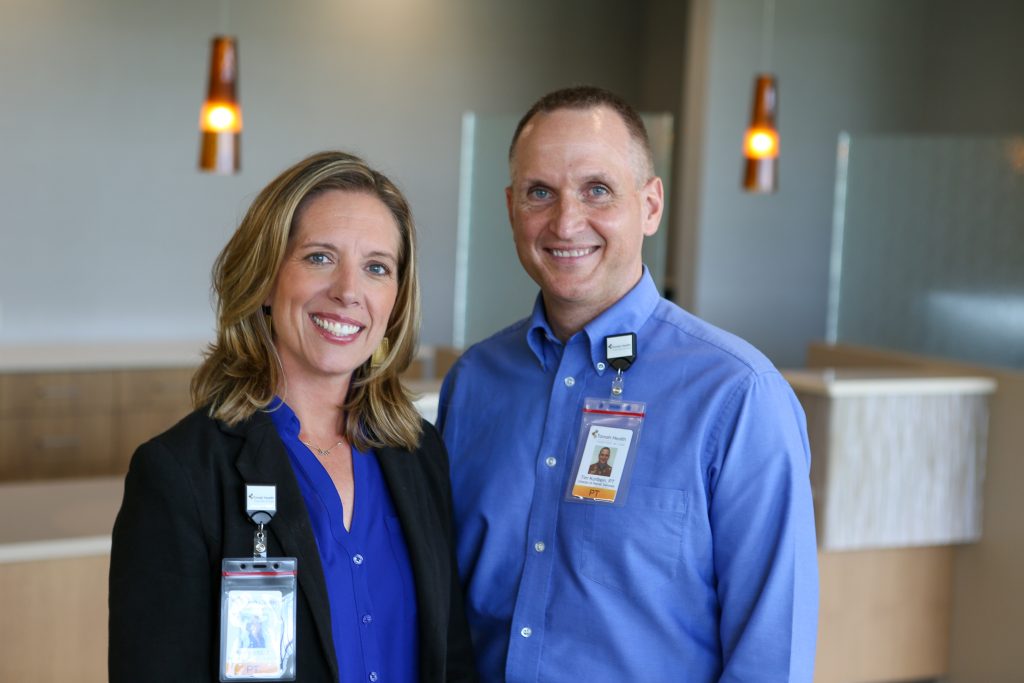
[191,151,422,451]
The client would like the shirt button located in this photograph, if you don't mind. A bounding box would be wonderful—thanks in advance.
[369,673,379,682]
[534,541,546,553]
[545,456,557,468]
[596,362,606,371]
[352,554,364,565]
[564,376,575,387]
[362,614,373,624]
[520,626,533,638]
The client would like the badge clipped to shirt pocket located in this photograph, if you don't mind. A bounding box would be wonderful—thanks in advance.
[564,333,646,507]
[564,396,646,507]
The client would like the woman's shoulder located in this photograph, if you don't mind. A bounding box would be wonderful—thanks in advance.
[377,418,447,468]
[142,407,222,449]
[410,419,451,470]
[133,407,271,469]
[417,417,444,451]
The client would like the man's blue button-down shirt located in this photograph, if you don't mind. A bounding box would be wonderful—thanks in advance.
[437,269,818,682]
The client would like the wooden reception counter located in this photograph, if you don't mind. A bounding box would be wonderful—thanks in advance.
[0,358,999,682]
[0,477,122,682]
[784,368,996,683]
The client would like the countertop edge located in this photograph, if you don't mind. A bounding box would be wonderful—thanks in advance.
[0,535,112,564]
[0,341,210,372]
[783,370,998,397]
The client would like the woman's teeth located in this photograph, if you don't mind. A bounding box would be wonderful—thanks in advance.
[312,315,361,336]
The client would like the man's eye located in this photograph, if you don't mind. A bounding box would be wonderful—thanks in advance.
[588,185,611,197]
[527,187,552,200]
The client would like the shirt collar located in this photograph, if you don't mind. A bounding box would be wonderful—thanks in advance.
[526,294,559,371]
[525,266,661,372]
[266,396,301,438]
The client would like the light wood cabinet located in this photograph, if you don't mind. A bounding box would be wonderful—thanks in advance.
[0,555,110,683]
[114,367,194,471]
[0,371,116,416]
[0,343,457,483]
[0,477,122,683]
[0,367,194,482]
[1,414,116,479]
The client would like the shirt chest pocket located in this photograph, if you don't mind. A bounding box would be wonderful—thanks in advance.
[579,485,687,594]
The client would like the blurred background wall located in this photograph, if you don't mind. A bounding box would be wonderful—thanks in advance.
[0,0,683,347]
[2,0,1021,366]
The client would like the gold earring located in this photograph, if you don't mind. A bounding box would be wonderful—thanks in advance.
[371,337,390,368]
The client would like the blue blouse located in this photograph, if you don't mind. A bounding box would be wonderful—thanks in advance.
[268,398,419,683]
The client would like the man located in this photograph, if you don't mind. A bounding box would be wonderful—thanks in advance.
[438,86,818,682]
[587,447,613,477]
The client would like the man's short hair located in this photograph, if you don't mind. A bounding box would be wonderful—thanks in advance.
[508,85,654,180]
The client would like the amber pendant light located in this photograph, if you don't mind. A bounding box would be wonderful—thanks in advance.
[198,36,241,174]
[742,74,779,193]
[742,0,779,193]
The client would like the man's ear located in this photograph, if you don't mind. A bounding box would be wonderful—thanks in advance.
[505,186,514,226]
[641,176,664,237]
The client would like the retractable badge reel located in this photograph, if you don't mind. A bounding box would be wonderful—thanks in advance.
[218,485,298,681]
[605,333,636,397]
[564,333,647,507]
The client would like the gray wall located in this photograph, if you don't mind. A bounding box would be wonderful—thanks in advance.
[918,0,1024,134]
[678,0,932,368]
[6,0,1017,369]
[679,0,1024,369]
[0,0,657,346]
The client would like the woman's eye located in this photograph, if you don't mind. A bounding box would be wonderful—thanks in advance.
[304,252,331,265]
[367,263,391,276]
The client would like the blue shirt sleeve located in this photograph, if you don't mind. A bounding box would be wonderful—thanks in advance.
[707,371,818,682]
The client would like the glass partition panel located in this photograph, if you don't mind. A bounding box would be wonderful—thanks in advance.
[828,134,1024,370]
[454,112,674,348]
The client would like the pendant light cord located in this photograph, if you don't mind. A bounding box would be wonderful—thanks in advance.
[220,0,230,35]
[761,0,776,73]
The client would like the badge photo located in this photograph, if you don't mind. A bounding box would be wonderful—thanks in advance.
[565,397,646,506]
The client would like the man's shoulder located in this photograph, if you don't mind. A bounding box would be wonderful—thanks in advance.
[439,316,544,422]
[467,316,531,353]
[449,316,532,374]
[648,297,778,376]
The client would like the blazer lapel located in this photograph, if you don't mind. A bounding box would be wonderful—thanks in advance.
[231,414,339,681]
[377,444,445,679]
[376,445,430,576]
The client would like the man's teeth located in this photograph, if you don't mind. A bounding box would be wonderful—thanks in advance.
[312,316,361,336]
[550,247,594,258]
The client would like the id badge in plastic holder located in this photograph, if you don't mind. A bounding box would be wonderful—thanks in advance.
[564,397,646,507]
[220,558,298,681]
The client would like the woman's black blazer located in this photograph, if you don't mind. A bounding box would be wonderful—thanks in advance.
[109,408,477,682]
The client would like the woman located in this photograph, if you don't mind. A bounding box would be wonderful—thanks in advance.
[109,151,476,682]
